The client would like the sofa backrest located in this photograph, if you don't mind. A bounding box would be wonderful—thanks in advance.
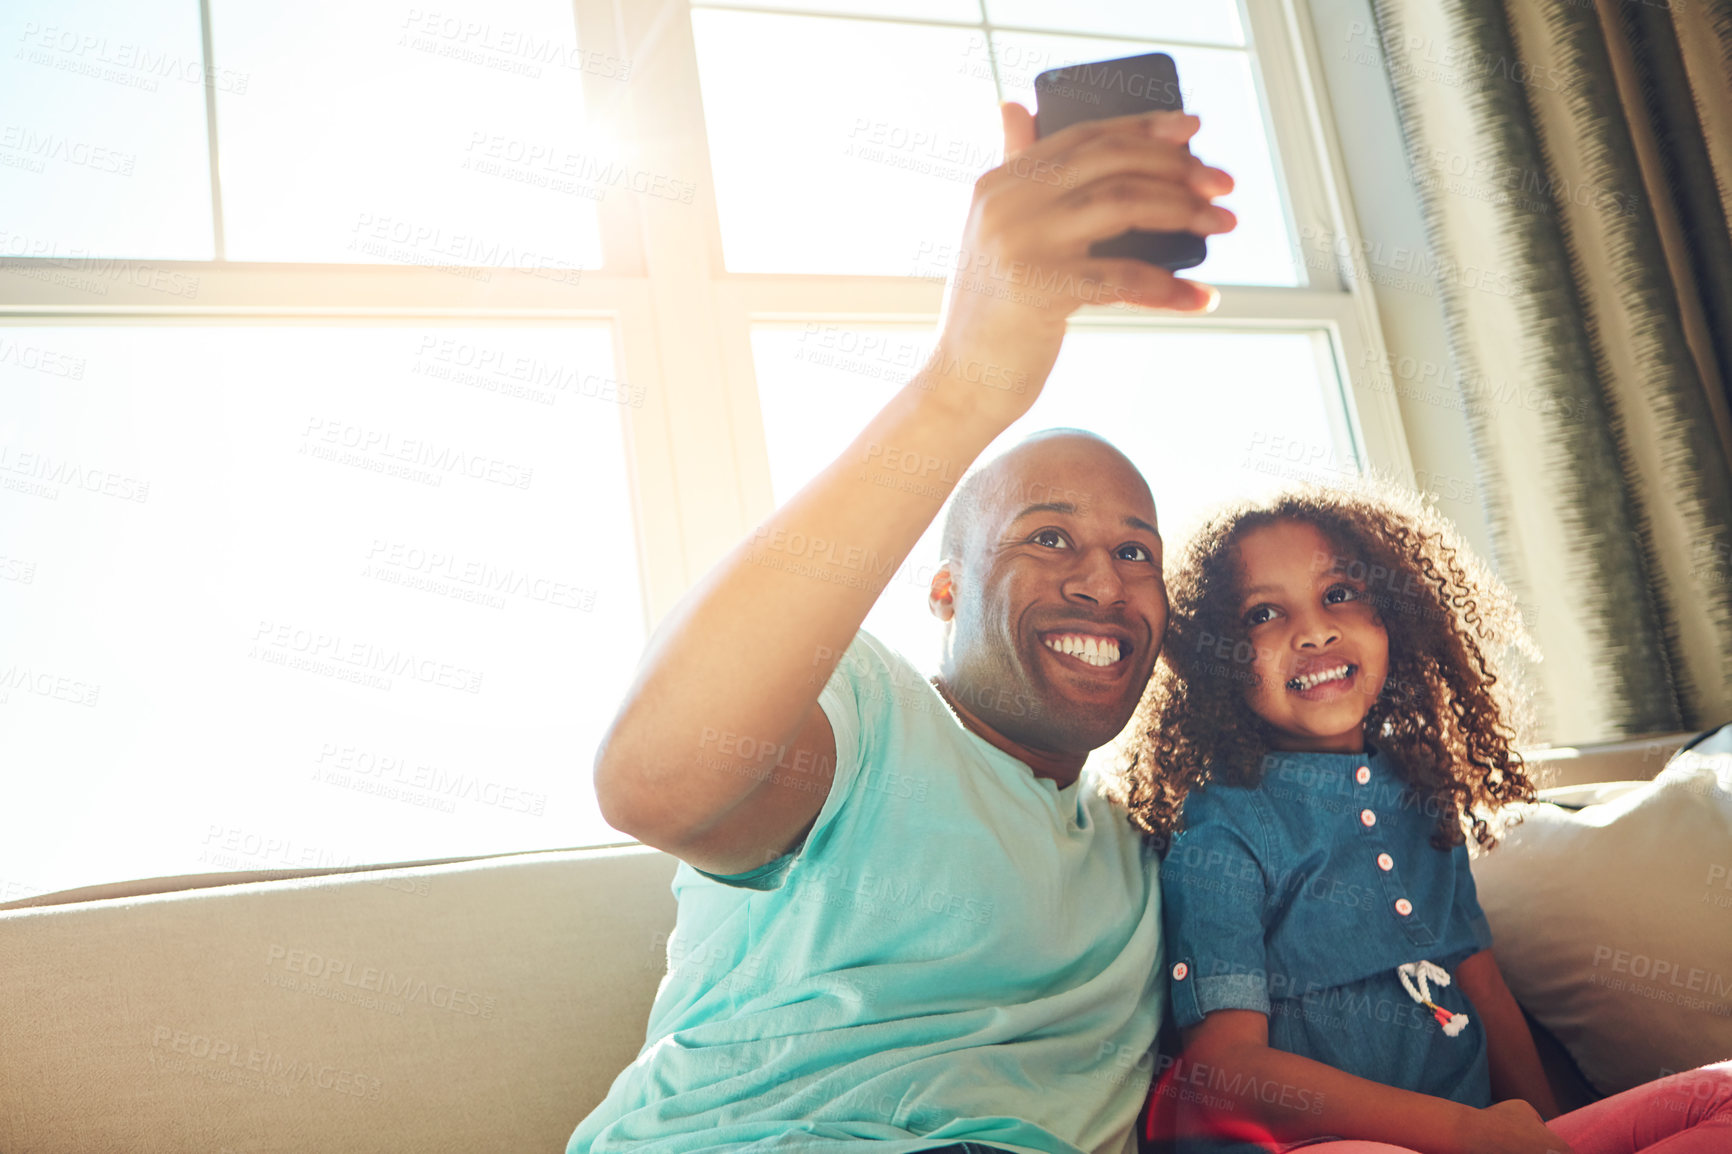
[1,732,1695,1152]
[1519,731,1688,788]
[0,844,680,1154]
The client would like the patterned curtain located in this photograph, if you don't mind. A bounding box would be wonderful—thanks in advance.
[1367,0,1732,742]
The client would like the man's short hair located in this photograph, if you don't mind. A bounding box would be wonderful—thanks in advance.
[939,467,994,566]
[937,428,1117,569]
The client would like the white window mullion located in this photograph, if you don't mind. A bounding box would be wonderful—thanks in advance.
[0,263,635,317]
[615,0,758,594]
[570,0,649,278]
[1248,0,1414,486]
[711,282,776,527]
[615,281,691,626]
[197,0,227,261]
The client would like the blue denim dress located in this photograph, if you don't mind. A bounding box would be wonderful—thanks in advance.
[1158,748,1493,1151]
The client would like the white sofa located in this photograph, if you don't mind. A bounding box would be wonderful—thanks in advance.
[0,734,1695,1153]
[0,844,680,1153]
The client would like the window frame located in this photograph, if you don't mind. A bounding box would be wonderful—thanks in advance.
[0,0,1411,626]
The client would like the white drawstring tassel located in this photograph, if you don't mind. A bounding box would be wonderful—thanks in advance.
[1398,960,1472,1037]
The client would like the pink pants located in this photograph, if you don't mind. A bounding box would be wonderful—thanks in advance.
[1304,1062,1732,1153]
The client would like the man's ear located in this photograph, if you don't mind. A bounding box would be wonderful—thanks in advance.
[928,561,957,622]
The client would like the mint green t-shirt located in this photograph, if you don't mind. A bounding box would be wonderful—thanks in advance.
[567,632,1165,1154]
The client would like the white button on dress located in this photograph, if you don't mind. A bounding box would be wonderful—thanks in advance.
[1394,898,1414,916]
[1355,765,1371,785]
[1377,852,1394,871]
[1360,809,1377,827]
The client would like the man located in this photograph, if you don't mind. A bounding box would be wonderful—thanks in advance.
[571,101,1237,1154]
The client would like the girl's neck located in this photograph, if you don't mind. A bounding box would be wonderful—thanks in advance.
[1265,724,1369,754]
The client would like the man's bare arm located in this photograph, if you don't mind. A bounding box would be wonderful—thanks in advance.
[594,105,1235,875]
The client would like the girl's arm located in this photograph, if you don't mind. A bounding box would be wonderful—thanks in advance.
[1176,1011,1574,1154]
[1455,948,1562,1119]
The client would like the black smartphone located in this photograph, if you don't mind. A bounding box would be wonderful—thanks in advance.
[1033,52,1207,272]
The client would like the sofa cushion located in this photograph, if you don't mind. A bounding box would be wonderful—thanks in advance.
[0,845,679,1154]
[1470,739,1732,1096]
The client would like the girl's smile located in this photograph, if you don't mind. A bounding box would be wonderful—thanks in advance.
[1285,656,1360,698]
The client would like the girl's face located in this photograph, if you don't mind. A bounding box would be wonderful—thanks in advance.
[1233,519,1389,752]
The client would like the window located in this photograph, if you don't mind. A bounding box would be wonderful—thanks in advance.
[1,0,1411,898]
[2,323,640,892]
[693,0,1409,674]
[691,3,1295,284]
[751,324,1349,667]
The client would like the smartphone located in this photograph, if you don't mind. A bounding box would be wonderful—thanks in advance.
[1033,52,1207,272]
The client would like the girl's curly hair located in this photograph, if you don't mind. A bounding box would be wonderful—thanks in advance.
[1109,483,1541,853]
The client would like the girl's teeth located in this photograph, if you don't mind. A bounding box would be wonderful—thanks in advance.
[1290,664,1351,690]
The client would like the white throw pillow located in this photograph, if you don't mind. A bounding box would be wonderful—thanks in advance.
[1470,749,1732,1095]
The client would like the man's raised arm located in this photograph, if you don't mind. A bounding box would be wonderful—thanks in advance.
[594,104,1235,875]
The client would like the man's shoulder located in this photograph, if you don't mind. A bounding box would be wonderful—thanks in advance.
[828,629,926,688]
[821,630,950,728]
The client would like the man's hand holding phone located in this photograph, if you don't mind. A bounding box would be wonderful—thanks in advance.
[923,102,1236,433]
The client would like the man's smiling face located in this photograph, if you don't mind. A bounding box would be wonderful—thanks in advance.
[933,432,1167,766]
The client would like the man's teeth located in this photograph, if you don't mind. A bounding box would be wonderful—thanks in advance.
[1289,664,1352,691]
[1043,633,1122,667]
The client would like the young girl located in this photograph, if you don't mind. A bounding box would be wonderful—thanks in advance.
[1114,486,1732,1154]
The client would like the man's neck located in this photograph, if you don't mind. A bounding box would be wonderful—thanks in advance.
[932,677,1087,789]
